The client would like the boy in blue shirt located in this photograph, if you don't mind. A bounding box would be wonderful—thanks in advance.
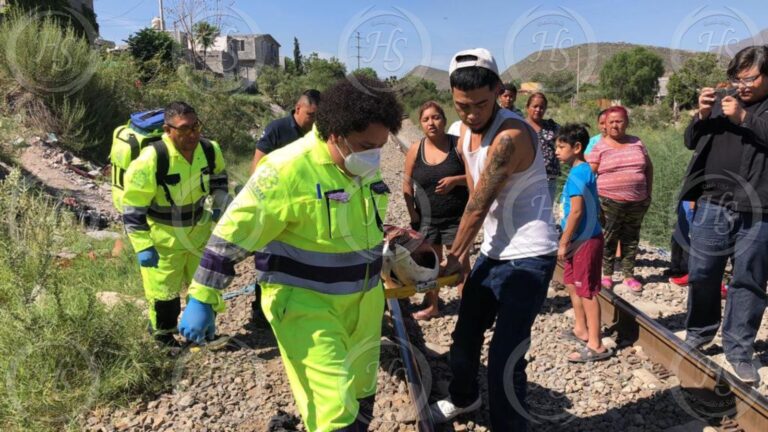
[556,123,613,362]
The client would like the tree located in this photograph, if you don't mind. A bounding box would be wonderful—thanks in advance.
[667,53,727,109]
[600,47,665,106]
[353,67,378,80]
[293,37,303,75]
[530,70,576,104]
[192,21,219,67]
[126,28,178,79]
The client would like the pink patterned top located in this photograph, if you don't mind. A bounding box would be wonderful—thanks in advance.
[586,136,650,202]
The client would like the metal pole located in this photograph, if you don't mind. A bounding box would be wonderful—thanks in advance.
[159,0,165,31]
[387,298,435,432]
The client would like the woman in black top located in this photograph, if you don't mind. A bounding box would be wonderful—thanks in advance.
[403,101,469,320]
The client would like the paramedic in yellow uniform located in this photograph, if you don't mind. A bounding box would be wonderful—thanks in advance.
[178,76,404,431]
[122,101,228,347]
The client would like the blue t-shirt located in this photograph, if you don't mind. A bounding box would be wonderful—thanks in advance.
[585,134,601,155]
[560,162,602,241]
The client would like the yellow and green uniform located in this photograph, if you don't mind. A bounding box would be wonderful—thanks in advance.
[189,127,389,431]
[122,134,228,333]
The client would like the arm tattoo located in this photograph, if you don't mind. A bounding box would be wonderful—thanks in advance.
[465,134,516,214]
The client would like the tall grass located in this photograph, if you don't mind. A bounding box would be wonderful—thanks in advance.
[0,170,174,431]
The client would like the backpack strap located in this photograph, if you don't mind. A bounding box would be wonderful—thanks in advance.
[199,138,220,194]
[150,140,180,206]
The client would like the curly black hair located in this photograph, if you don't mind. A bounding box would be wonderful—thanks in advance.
[315,75,403,141]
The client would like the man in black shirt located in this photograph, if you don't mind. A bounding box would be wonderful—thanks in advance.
[681,45,768,384]
[248,89,320,325]
[249,89,321,174]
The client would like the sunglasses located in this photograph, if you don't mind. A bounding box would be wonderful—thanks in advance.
[166,121,203,134]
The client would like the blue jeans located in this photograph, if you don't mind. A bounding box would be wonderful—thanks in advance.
[448,253,556,431]
[686,200,768,362]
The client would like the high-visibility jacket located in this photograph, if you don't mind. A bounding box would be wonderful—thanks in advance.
[189,127,389,312]
[122,134,228,253]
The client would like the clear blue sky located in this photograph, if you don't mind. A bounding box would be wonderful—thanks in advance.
[95,0,768,77]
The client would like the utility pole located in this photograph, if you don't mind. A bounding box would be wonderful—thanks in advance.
[576,46,580,99]
[354,31,362,70]
[158,0,165,31]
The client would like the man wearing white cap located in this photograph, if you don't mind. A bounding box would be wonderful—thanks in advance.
[432,48,558,430]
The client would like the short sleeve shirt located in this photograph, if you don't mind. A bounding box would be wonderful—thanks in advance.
[255,112,304,154]
[560,162,602,241]
[585,136,650,202]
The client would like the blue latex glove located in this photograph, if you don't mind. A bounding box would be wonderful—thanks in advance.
[212,208,222,222]
[179,297,216,344]
[137,247,159,268]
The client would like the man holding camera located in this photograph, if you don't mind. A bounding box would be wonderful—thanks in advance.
[681,45,768,384]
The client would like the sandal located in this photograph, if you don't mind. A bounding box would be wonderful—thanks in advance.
[624,278,643,294]
[412,308,439,321]
[560,329,587,345]
[567,346,614,363]
[601,277,614,289]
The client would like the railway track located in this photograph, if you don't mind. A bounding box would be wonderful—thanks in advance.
[593,281,768,431]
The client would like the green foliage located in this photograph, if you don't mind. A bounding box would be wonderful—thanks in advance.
[7,0,99,38]
[125,28,179,79]
[530,70,577,104]
[0,170,175,432]
[397,76,453,118]
[257,53,347,108]
[0,12,141,156]
[600,47,665,106]
[353,67,379,80]
[293,37,303,75]
[667,53,727,109]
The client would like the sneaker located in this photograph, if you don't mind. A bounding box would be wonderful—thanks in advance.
[430,397,481,423]
[669,274,689,286]
[624,277,643,294]
[730,360,760,385]
[601,277,614,289]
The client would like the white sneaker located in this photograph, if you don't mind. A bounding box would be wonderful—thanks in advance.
[430,397,482,423]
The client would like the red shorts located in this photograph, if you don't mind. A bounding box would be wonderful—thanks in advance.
[563,234,604,299]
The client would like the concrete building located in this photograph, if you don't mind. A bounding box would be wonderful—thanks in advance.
[170,31,281,83]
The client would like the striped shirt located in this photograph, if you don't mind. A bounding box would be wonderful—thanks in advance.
[586,136,650,202]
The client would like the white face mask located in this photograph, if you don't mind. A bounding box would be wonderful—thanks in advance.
[338,138,381,178]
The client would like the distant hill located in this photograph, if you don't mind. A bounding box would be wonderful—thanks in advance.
[714,29,768,58]
[403,65,450,91]
[501,42,723,84]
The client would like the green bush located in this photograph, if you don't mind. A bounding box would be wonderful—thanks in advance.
[0,12,140,157]
[0,170,174,431]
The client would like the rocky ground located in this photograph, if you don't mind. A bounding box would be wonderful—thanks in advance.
[8,119,767,431]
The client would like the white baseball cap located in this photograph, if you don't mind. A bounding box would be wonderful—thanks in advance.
[449,48,499,77]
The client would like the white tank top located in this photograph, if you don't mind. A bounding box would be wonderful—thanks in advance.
[461,109,558,260]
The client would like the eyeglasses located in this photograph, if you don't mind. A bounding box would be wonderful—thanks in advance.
[166,121,203,134]
[729,74,762,87]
